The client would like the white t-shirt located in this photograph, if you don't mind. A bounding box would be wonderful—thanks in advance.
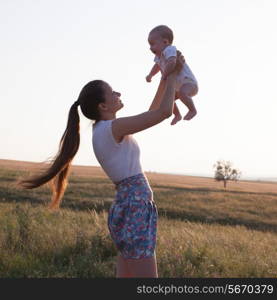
[154,45,198,88]
[92,120,143,183]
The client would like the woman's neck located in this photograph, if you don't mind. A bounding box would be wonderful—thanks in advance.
[100,112,117,121]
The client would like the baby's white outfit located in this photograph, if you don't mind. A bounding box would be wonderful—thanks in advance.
[154,45,198,92]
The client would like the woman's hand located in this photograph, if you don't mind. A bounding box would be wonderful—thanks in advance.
[174,50,185,73]
[167,50,185,81]
[166,50,185,82]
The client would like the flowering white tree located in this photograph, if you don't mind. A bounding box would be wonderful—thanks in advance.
[213,160,241,188]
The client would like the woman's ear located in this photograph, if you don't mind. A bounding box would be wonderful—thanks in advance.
[98,102,107,112]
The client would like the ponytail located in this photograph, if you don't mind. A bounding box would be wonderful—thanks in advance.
[18,101,80,209]
[19,80,107,209]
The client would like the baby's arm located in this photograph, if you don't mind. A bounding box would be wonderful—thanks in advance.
[161,57,177,80]
[146,63,160,82]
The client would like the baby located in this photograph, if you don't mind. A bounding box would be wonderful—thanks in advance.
[146,25,199,125]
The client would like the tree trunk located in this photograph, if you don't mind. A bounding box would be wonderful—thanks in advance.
[224,180,227,188]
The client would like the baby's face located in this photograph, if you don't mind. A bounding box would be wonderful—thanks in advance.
[148,32,168,56]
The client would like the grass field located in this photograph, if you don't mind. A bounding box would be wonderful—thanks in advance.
[0,159,277,277]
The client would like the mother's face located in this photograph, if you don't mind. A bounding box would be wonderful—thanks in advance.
[99,82,124,114]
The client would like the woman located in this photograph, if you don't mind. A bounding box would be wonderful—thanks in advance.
[19,52,184,278]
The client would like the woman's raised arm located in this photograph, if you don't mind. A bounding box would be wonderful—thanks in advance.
[148,50,184,112]
[112,73,176,141]
[111,51,185,141]
[148,79,166,111]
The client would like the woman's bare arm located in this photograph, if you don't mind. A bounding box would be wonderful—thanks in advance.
[148,79,166,111]
[161,57,177,80]
[111,51,185,141]
[112,73,176,140]
[148,51,184,111]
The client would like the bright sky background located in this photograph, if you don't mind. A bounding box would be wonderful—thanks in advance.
[1,0,277,180]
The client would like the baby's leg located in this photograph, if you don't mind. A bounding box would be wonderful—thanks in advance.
[171,101,182,125]
[179,83,198,121]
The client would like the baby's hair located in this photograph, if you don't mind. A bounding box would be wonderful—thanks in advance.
[149,25,174,44]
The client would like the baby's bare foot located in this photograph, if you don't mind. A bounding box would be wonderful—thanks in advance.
[183,110,197,121]
[171,115,182,125]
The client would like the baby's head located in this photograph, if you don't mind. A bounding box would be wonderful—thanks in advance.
[148,25,174,56]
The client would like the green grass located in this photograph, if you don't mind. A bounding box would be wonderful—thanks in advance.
[0,167,277,277]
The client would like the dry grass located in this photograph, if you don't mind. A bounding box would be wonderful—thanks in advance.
[0,159,277,277]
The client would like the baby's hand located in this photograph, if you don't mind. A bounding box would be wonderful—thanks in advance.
[146,75,152,82]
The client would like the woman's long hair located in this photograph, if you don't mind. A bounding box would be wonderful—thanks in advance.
[18,80,106,209]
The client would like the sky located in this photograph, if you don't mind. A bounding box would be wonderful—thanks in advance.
[1,0,277,180]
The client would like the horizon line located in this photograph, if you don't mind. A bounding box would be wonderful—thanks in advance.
[1,158,276,183]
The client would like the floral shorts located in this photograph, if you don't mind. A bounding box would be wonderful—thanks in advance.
[108,173,158,259]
